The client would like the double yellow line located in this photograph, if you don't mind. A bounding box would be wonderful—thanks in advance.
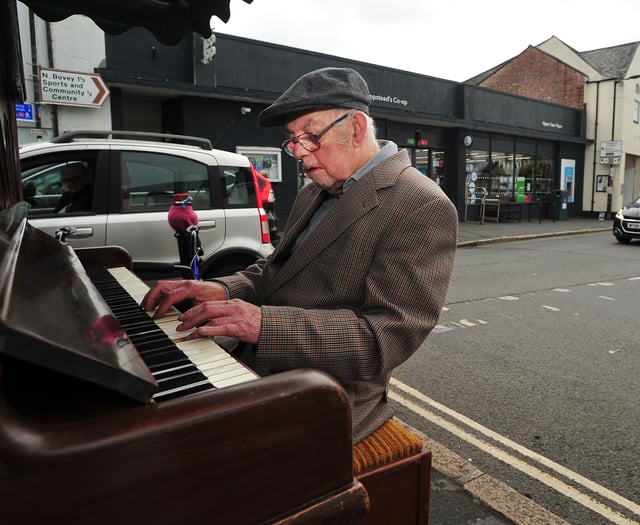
[390,378,640,525]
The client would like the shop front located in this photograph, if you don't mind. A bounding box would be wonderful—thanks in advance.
[99,31,588,226]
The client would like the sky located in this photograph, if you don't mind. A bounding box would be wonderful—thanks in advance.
[214,0,640,82]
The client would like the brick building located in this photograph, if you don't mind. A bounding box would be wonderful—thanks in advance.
[468,36,640,216]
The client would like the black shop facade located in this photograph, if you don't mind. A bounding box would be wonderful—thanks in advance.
[99,30,589,225]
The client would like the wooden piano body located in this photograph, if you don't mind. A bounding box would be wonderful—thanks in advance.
[0,203,368,524]
[1,365,367,524]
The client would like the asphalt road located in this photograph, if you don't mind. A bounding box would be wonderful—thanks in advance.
[392,231,640,524]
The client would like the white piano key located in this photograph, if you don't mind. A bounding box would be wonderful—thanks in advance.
[107,267,258,391]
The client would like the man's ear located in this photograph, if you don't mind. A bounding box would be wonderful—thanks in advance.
[351,111,368,146]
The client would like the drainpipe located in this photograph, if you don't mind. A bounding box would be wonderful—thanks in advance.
[590,81,600,212]
[28,9,41,132]
[45,21,59,136]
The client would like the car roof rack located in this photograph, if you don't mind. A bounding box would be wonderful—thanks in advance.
[51,130,213,150]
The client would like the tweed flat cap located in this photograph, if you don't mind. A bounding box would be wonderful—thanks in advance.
[258,67,371,127]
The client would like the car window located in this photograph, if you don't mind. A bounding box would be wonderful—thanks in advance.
[222,166,256,208]
[22,158,96,215]
[121,151,211,212]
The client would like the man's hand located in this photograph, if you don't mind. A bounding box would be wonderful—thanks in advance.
[177,299,262,345]
[141,279,227,318]
[141,280,261,345]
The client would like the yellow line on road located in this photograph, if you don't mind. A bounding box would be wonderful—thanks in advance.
[390,379,640,524]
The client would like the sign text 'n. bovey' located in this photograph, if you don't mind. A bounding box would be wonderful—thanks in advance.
[39,67,110,108]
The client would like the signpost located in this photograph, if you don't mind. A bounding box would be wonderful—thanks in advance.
[39,67,109,107]
[599,140,622,218]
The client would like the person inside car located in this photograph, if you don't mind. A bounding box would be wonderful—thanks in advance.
[55,162,93,213]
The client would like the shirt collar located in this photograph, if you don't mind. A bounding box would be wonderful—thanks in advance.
[342,140,398,193]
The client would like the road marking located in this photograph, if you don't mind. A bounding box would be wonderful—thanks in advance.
[499,295,519,301]
[433,318,487,333]
[553,288,571,292]
[390,378,640,524]
[542,305,560,311]
[599,296,616,301]
[588,282,615,287]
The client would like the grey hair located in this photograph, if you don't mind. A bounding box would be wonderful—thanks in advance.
[332,109,378,150]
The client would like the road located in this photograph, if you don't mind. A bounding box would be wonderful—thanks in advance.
[391,231,640,524]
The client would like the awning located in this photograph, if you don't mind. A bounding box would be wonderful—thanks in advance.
[20,0,253,45]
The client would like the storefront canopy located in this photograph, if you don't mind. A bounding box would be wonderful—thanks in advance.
[20,0,253,44]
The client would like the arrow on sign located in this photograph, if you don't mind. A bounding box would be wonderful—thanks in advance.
[92,76,108,105]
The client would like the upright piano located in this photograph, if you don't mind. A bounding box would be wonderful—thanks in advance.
[0,202,368,524]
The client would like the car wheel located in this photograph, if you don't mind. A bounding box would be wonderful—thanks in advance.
[615,235,632,244]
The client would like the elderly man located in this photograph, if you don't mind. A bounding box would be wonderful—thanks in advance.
[142,67,458,444]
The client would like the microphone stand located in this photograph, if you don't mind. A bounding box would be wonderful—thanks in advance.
[168,194,202,279]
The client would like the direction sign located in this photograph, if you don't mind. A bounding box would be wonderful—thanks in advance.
[15,103,34,121]
[39,67,110,107]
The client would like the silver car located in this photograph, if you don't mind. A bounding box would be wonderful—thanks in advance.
[20,130,273,279]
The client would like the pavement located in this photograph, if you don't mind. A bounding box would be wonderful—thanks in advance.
[457,215,611,246]
[420,215,610,524]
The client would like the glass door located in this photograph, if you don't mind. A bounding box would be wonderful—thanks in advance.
[414,148,447,190]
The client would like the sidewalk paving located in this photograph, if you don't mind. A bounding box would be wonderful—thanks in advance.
[458,216,611,246]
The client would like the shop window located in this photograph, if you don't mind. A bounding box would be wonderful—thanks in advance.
[515,153,535,201]
[465,148,490,196]
[487,151,514,197]
[534,155,554,196]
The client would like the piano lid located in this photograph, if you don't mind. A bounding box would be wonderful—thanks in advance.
[0,203,157,403]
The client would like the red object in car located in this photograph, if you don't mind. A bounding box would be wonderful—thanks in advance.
[249,163,272,244]
[251,164,275,205]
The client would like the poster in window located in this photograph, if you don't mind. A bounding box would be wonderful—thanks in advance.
[596,175,608,192]
[236,146,282,182]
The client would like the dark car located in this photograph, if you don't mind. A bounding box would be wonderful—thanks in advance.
[613,196,640,243]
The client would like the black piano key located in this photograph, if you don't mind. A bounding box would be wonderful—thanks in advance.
[86,266,217,402]
[140,349,191,370]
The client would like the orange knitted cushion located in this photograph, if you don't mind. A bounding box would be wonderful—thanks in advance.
[353,418,424,474]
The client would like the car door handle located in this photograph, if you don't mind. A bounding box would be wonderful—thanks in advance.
[67,227,94,238]
[197,220,216,231]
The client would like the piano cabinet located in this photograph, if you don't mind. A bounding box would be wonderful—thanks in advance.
[0,366,369,525]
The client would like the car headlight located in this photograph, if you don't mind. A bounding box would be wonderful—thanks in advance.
[615,209,624,220]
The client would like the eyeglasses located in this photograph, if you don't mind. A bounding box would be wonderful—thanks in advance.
[281,112,352,157]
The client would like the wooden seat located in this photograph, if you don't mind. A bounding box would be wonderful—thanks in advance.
[354,419,432,525]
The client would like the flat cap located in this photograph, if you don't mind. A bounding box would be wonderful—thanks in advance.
[258,67,371,127]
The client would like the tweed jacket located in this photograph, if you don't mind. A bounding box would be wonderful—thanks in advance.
[218,149,458,443]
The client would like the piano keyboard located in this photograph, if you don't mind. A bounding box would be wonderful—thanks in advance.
[87,266,258,402]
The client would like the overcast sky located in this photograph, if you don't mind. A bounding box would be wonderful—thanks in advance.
[215,0,640,82]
